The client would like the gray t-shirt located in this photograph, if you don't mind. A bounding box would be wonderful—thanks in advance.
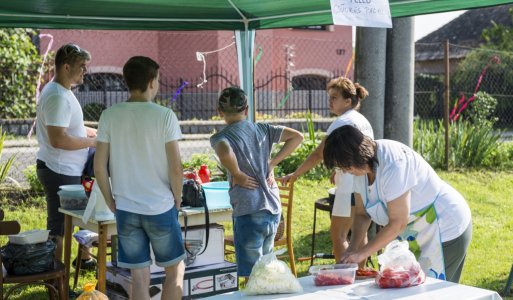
[210,120,284,217]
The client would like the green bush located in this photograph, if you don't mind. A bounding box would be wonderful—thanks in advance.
[83,103,107,121]
[23,164,44,193]
[413,119,446,169]
[413,119,504,169]
[274,111,330,179]
[450,121,502,168]
[0,128,16,183]
[461,91,498,125]
[182,153,227,181]
[482,141,513,169]
[0,29,42,119]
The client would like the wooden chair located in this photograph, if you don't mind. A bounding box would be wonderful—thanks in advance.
[0,209,66,300]
[224,181,297,276]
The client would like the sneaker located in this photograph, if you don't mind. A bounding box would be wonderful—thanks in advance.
[72,257,97,271]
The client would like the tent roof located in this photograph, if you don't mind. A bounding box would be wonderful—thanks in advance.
[1,0,513,30]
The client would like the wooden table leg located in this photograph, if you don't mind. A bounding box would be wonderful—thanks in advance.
[97,223,107,293]
[63,214,72,295]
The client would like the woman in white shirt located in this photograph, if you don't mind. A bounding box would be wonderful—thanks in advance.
[279,76,374,263]
[323,125,472,283]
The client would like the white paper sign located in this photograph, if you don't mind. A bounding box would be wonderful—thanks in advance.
[330,0,392,28]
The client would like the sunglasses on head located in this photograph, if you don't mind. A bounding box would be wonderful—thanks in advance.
[61,44,82,56]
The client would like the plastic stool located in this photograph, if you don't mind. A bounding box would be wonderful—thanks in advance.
[310,197,333,266]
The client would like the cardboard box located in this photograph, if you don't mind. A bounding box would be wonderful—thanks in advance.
[112,224,226,272]
[106,261,238,299]
[183,224,224,271]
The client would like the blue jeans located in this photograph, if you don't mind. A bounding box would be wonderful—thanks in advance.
[115,207,186,269]
[233,210,280,276]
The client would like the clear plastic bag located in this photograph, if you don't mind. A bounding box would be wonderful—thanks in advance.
[76,283,108,300]
[244,253,302,295]
[375,240,426,288]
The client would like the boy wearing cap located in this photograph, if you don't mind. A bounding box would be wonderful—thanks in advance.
[94,56,185,299]
[210,86,303,278]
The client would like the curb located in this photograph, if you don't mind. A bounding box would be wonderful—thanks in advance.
[3,134,212,148]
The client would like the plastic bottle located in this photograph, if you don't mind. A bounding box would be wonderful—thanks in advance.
[198,164,211,183]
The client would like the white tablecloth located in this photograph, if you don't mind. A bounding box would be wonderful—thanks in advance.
[205,276,502,300]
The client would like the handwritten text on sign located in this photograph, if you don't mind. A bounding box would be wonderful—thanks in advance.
[330,0,392,28]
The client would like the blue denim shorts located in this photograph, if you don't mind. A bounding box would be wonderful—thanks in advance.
[115,207,186,269]
[233,210,280,276]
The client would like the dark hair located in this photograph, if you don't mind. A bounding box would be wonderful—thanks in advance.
[327,76,369,109]
[55,43,91,69]
[323,125,377,171]
[123,56,159,92]
[218,86,248,114]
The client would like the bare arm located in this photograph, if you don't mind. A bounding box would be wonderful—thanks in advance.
[269,127,304,170]
[85,126,97,138]
[93,141,115,212]
[341,191,411,264]
[165,141,183,208]
[278,137,325,184]
[47,125,96,150]
[346,193,372,251]
[214,141,258,189]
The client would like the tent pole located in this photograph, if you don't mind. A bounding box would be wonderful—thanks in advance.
[235,26,256,123]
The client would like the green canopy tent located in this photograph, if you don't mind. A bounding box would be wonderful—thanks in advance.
[1,0,513,121]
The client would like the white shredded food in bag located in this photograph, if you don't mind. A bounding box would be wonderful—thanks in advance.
[243,253,303,295]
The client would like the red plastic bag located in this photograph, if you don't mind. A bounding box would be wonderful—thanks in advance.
[375,241,426,288]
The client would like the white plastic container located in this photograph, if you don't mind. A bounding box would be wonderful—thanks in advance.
[59,184,85,192]
[201,181,231,209]
[8,229,51,244]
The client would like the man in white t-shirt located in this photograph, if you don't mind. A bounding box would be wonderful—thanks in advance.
[36,43,97,262]
[94,56,185,299]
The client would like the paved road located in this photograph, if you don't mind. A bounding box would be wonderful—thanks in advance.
[2,137,212,187]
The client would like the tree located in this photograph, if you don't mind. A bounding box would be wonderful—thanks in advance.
[0,28,42,119]
[481,7,513,52]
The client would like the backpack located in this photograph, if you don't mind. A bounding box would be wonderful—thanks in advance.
[182,179,206,208]
[180,179,210,262]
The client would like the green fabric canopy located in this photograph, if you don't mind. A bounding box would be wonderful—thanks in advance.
[2,0,512,122]
[1,0,513,31]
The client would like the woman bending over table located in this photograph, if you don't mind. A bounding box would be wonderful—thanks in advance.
[323,125,472,283]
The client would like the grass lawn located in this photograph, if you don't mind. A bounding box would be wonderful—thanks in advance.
[1,170,512,299]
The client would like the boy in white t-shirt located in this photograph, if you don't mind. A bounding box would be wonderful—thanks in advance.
[94,56,185,299]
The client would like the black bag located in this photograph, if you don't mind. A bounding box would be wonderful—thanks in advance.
[1,240,56,275]
[180,179,210,262]
[182,179,206,208]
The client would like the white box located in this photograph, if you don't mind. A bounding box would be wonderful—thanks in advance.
[8,229,50,244]
[148,224,225,272]
[106,261,238,300]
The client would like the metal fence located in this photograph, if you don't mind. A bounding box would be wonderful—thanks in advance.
[3,30,513,195]
[414,42,513,128]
